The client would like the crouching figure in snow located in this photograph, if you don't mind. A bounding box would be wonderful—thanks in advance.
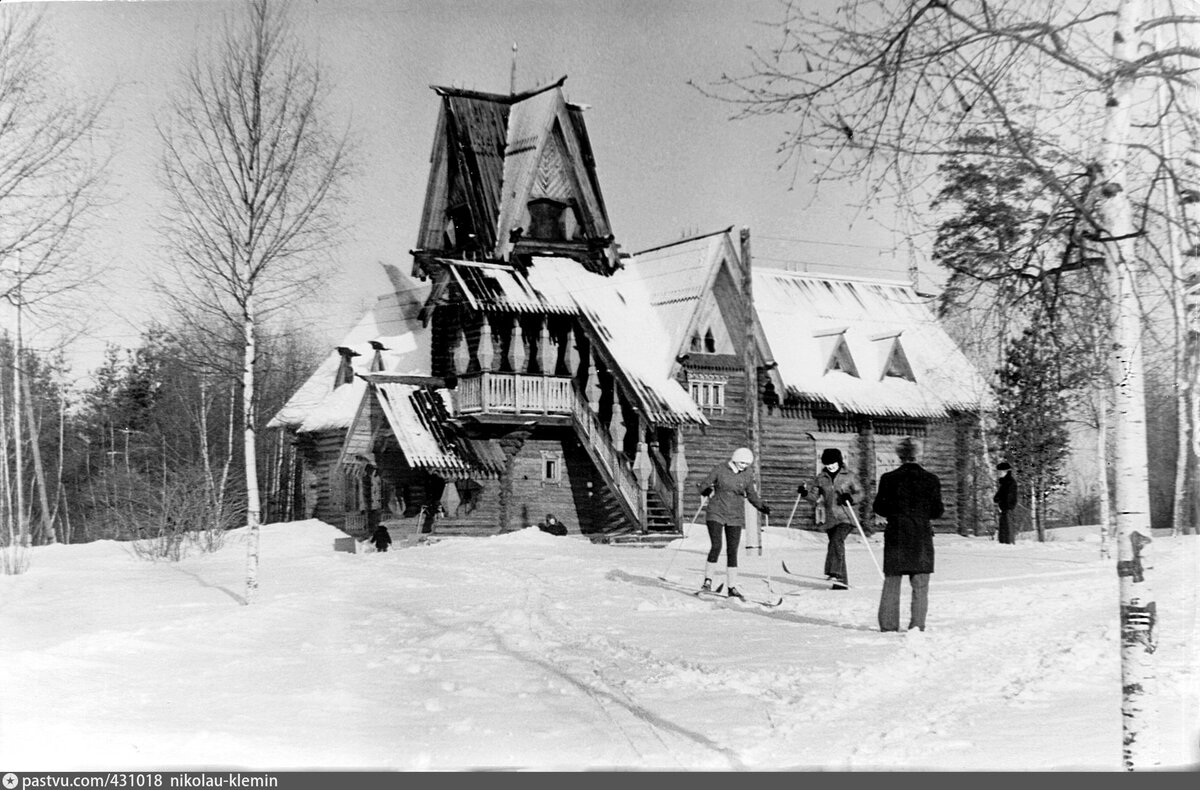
[698,447,771,602]
[371,523,393,553]
[872,437,943,632]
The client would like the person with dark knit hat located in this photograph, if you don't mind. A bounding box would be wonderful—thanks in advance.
[796,447,861,589]
[993,461,1019,544]
[697,447,771,601]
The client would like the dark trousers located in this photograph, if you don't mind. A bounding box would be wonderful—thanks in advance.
[706,520,743,567]
[998,510,1015,544]
[878,573,930,631]
[824,522,853,582]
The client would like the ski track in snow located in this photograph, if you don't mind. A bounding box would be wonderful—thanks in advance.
[2,524,1195,771]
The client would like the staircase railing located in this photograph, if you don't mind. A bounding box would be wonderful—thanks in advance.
[568,385,644,529]
[646,444,679,530]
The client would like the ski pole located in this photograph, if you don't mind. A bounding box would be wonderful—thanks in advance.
[763,513,778,595]
[843,501,884,580]
[784,490,802,531]
[658,499,705,582]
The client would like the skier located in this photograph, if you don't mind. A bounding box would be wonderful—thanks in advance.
[872,437,944,632]
[993,461,1019,544]
[796,448,861,590]
[371,522,393,553]
[698,447,771,601]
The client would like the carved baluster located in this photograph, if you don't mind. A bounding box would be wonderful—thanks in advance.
[452,313,470,379]
[510,316,526,377]
[539,318,553,378]
[477,314,494,371]
[563,322,581,379]
[464,312,482,373]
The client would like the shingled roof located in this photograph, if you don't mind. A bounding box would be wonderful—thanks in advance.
[755,270,991,418]
[416,77,615,266]
[630,229,991,419]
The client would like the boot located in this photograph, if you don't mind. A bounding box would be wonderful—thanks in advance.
[700,578,713,592]
[727,586,746,601]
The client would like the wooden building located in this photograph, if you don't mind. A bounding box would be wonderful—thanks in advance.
[630,229,993,535]
[270,78,707,541]
[270,79,992,542]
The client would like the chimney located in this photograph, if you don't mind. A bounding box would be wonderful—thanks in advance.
[368,340,388,372]
[335,346,360,387]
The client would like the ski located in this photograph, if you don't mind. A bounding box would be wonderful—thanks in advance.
[657,578,725,597]
[726,591,785,608]
[781,560,852,589]
[658,579,782,608]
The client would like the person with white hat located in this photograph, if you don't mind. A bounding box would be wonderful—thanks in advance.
[697,447,771,601]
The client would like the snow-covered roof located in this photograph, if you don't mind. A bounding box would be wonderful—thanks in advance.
[627,230,743,361]
[525,257,706,426]
[427,256,706,426]
[753,270,992,417]
[268,285,431,433]
[371,381,505,477]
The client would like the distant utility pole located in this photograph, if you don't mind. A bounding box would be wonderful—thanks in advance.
[741,227,762,554]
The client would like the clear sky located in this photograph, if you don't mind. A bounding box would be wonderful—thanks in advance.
[6,0,923,384]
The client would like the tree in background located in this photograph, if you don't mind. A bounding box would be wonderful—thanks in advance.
[993,325,1073,540]
[931,129,1112,539]
[700,0,1194,768]
[156,0,353,602]
[0,5,108,567]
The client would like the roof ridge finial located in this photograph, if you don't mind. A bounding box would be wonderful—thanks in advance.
[510,42,517,95]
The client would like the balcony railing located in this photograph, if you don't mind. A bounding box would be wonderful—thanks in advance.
[456,372,574,416]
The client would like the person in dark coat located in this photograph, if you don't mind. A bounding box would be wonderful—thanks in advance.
[797,447,861,590]
[872,438,944,632]
[371,523,393,553]
[993,461,1019,544]
[698,447,771,601]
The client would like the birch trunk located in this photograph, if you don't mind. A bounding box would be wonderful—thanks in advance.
[244,296,262,604]
[1099,0,1157,770]
[1098,388,1112,560]
[22,374,56,545]
[12,332,26,549]
[1157,62,1192,538]
[0,368,19,573]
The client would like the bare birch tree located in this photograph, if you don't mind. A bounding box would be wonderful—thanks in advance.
[0,7,107,568]
[698,0,1200,769]
[0,7,106,312]
[156,0,352,604]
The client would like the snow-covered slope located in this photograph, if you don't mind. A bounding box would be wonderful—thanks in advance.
[1,521,1195,771]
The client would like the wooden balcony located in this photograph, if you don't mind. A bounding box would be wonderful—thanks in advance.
[455,372,575,417]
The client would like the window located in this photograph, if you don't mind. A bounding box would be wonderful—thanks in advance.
[688,377,726,413]
[704,329,716,353]
[818,331,859,378]
[881,338,916,381]
[541,451,562,484]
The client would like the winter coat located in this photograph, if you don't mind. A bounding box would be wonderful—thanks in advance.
[872,462,944,576]
[993,473,1018,512]
[803,466,861,530]
[371,525,393,552]
[699,462,767,525]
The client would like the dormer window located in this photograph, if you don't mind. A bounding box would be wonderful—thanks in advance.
[875,333,916,382]
[815,328,859,378]
[704,329,716,353]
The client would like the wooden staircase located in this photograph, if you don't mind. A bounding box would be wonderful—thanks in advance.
[568,385,680,546]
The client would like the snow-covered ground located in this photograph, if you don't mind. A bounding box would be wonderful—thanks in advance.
[1,520,1196,771]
